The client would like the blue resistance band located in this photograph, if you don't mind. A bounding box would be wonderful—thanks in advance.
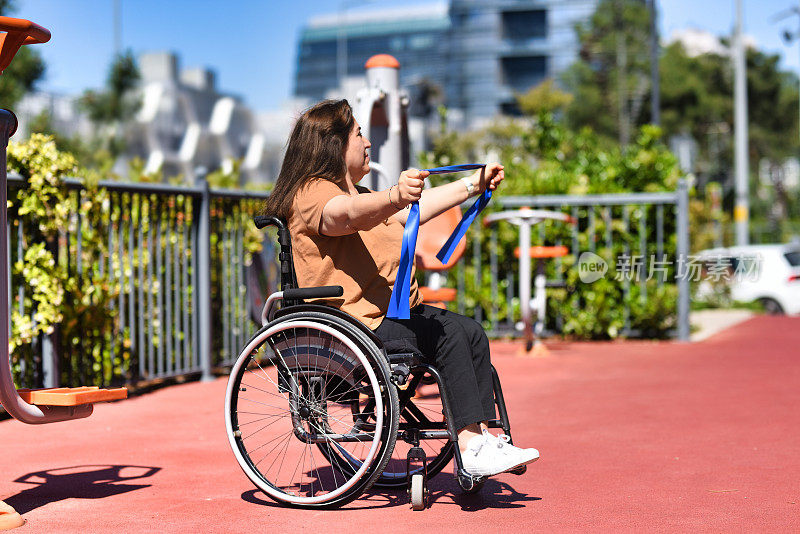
[387,164,491,319]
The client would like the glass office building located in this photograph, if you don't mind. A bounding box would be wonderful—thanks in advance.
[294,1,598,123]
[295,4,451,107]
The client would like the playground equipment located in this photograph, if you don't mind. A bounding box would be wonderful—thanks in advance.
[415,206,467,309]
[0,17,127,424]
[355,54,409,192]
[484,209,575,354]
[0,17,126,529]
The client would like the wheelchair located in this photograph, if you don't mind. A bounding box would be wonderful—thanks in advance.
[224,216,525,510]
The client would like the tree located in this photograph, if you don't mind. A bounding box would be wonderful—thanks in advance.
[79,51,140,125]
[562,0,799,239]
[562,0,652,145]
[78,51,141,157]
[517,79,573,117]
[659,39,799,218]
[0,0,46,107]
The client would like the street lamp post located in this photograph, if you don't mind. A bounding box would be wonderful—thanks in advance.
[774,3,800,148]
[733,0,749,246]
[648,0,660,126]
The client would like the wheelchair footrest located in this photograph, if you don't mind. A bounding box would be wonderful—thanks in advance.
[17,386,128,406]
[486,419,505,429]
[456,469,486,492]
[508,464,527,475]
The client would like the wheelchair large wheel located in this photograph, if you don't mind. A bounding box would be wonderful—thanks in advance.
[225,315,398,508]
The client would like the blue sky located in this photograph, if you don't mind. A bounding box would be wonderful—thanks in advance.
[14,0,800,111]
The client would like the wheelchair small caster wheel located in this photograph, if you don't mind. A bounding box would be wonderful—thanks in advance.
[410,473,427,510]
[509,464,527,475]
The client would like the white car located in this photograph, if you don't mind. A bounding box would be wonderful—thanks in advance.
[695,244,800,315]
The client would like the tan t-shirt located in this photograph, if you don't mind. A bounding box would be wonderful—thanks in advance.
[288,178,422,330]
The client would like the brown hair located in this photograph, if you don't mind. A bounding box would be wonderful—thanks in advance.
[263,99,354,219]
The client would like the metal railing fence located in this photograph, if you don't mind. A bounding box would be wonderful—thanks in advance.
[9,178,690,391]
[8,175,270,390]
[445,180,690,340]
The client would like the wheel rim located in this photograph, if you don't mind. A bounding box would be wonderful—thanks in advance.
[225,320,384,505]
[762,299,783,315]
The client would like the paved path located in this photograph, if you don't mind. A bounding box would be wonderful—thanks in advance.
[1,316,798,533]
[690,308,754,342]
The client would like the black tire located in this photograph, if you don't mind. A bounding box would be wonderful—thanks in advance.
[225,312,399,508]
[758,298,784,315]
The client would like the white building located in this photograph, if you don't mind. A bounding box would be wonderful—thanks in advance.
[16,51,279,185]
[127,52,273,184]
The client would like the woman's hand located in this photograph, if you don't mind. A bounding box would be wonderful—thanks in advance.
[472,162,505,193]
[396,168,428,207]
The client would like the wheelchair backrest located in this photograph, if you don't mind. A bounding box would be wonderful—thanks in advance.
[254,215,300,305]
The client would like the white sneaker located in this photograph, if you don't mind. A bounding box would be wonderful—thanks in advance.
[461,429,539,477]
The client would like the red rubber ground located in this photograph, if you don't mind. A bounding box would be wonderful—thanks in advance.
[1,316,798,532]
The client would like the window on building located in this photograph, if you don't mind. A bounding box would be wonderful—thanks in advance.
[500,101,522,116]
[409,35,434,50]
[300,41,337,58]
[500,56,547,93]
[501,10,547,41]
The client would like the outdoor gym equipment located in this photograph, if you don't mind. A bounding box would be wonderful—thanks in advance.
[414,205,467,309]
[356,54,409,192]
[0,16,127,426]
[484,209,575,354]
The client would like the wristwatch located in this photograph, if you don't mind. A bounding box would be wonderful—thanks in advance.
[460,177,475,196]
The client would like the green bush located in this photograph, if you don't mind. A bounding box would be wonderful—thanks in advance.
[8,134,122,385]
[8,135,265,386]
[419,110,682,339]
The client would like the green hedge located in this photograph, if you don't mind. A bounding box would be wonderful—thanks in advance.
[419,111,682,339]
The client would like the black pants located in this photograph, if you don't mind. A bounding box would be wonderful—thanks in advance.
[374,304,495,431]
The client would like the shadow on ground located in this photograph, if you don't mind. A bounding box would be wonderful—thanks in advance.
[5,464,161,515]
[241,475,540,511]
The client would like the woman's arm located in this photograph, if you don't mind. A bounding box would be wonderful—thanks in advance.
[319,170,425,236]
[391,163,505,226]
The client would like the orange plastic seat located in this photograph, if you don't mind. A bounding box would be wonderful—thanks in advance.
[419,286,457,304]
[415,206,466,271]
[17,386,127,406]
[415,206,467,308]
[514,245,569,259]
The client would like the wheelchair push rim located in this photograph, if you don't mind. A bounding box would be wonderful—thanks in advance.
[225,320,386,506]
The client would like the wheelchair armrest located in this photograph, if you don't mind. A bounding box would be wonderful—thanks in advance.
[283,286,343,301]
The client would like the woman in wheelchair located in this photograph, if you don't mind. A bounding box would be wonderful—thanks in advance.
[225,99,537,508]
